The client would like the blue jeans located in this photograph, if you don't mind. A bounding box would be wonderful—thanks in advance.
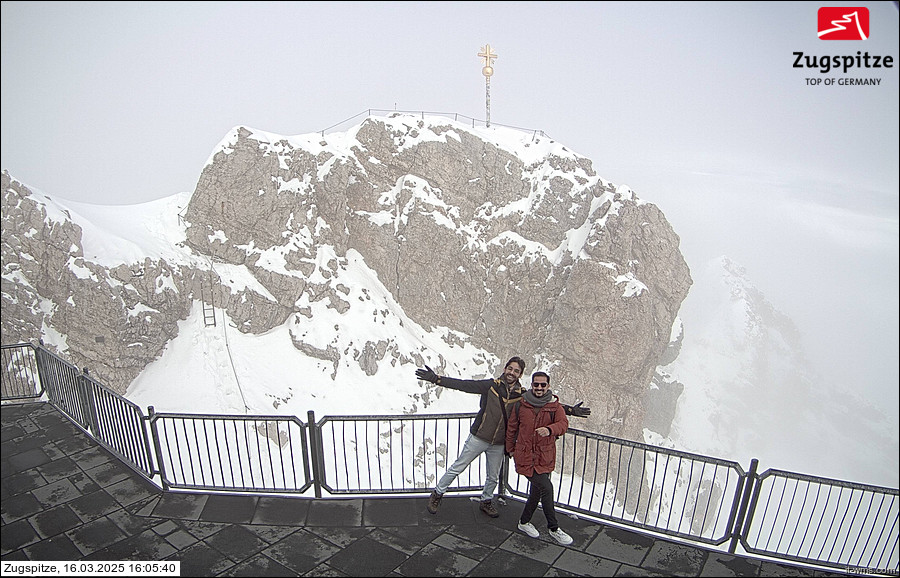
[435,433,505,502]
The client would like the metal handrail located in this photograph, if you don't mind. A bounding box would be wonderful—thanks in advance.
[741,468,899,571]
[313,412,481,495]
[149,409,312,494]
[316,108,553,141]
[0,343,42,401]
[504,426,748,546]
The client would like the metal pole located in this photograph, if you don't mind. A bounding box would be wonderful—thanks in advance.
[147,406,171,491]
[729,458,759,553]
[478,44,497,128]
[307,410,323,498]
[486,76,491,128]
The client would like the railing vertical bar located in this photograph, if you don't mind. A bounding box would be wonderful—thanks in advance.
[400,420,407,491]
[111,390,131,462]
[359,420,365,490]
[654,453,668,526]
[279,422,289,489]
[266,420,277,490]
[175,418,188,485]
[875,513,898,568]
[830,488,859,563]
[698,463,714,537]
[255,419,265,488]
[602,441,613,516]
[763,477,786,551]
[575,436,588,509]
[788,479,812,555]
[201,418,214,487]
[811,484,835,559]
[862,494,889,567]
[213,420,225,488]
[665,456,682,530]
[234,420,247,488]
[775,477,800,553]
[644,449,658,525]
[409,418,416,491]
[187,417,200,486]
[163,419,178,486]
[623,444,635,522]
[848,491,876,567]
[329,420,339,490]
[376,419,384,490]
[819,486,845,560]
[800,480,822,558]
[679,459,694,534]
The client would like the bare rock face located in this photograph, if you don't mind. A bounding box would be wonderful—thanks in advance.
[1,114,691,442]
[1,174,190,387]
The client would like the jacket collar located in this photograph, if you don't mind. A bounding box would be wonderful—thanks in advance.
[496,377,524,398]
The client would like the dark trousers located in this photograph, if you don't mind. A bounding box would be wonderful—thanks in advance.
[520,471,558,531]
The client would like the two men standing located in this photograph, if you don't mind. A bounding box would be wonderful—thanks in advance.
[414,357,588,529]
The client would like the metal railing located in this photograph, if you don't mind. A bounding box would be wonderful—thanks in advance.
[3,343,156,479]
[1,341,897,574]
[150,410,312,493]
[502,428,749,547]
[313,412,482,495]
[316,108,553,142]
[0,343,41,400]
[740,469,898,572]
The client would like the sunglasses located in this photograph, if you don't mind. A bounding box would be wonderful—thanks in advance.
[531,382,549,388]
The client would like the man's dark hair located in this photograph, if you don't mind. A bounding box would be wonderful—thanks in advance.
[531,371,550,385]
[505,356,526,373]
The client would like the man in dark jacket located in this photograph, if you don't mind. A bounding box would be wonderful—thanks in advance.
[415,357,589,518]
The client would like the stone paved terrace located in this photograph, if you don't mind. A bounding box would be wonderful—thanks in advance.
[2,402,852,576]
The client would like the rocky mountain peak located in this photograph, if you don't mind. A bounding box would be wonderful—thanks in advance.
[1,113,691,442]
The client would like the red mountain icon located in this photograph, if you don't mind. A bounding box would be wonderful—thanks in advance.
[818,7,869,40]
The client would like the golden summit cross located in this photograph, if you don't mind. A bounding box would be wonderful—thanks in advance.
[478,44,497,127]
[478,44,497,69]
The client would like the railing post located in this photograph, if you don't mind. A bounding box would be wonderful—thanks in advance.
[307,410,322,498]
[34,344,51,401]
[147,406,170,491]
[77,368,97,433]
[729,458,759,553]
[28,341,43,398]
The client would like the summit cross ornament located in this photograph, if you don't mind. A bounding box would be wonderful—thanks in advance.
[478,44,497,127]
[479,44,497,76]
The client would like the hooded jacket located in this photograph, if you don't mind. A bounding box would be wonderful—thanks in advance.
[434,375,524,445]
[505,394,569,476]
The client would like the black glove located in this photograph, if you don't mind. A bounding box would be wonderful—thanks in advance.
[565,401,591,418]
[415,365,439,384]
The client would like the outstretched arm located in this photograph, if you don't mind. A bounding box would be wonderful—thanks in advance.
[562,401,591,418]
[414,365,492,394]
[415,365,439,384]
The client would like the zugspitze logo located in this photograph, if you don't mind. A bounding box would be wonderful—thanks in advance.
[818,7,869,40]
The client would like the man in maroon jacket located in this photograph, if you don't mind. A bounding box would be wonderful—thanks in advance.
[506,370,573,545]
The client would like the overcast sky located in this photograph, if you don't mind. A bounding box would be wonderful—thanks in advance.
[2,2,898,427]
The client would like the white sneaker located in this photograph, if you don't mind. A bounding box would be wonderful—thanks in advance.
[517,521,540,538]
[549,527,573,545]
